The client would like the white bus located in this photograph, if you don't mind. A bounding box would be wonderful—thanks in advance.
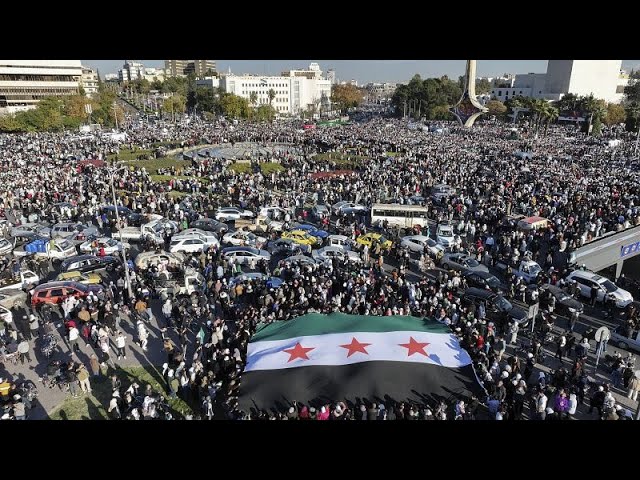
[371,204,430,230]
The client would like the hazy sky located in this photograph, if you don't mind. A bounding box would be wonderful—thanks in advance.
[83,60,640,84]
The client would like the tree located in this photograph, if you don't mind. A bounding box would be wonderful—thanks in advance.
[220,93,250,119]
[249,91,258,108]
[163,94,186,122]
[255,104,276,122]
[604,103,626,125]
[486,100,507,117]
[475,78,491,95]
[331,84,363,113]
[624,81,640,131]
[268,88,276,107]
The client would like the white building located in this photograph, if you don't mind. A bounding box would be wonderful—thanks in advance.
[143,67,165,82]
[0,60,82,113]
[80,66,99,98]
[220,63,332,116]
[490,61,624,104]
[118,61,145,83]
[104,73,118,82]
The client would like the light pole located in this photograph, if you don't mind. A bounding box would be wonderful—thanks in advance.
[112,101,119,131]
[106,164,134,301]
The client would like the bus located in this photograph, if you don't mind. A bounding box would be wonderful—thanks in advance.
[370,204,430,230]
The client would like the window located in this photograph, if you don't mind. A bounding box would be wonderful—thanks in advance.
[50,289,65,297]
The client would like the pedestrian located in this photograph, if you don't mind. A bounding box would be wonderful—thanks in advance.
[494,335,506,362]
[28,313,40,339]
[627,374,640,402]
[555,334,566,361]
[67,366,79,398]
[108,393,121,420]
[508,320,519,346]
[12,395,26,420]
[89,353,101,377]
[568,310,579,332]
[77,363,92,395]
[17,336,32,364]
[590,284,598,307]
[68,324,80,353]
[115,331,127,360]
[137,319,149,351]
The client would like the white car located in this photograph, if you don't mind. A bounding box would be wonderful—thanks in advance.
[172,229,220,248]
[169,237,211,254]
[50,222,98,240]
[215,207,255,222]
[221,247,271,265]
[222,230,266,248]
[0,238,14,255]
[79,237,130,255]
[259,206,290,220]
[312,246,362,264]
[436,224,461,249]
[401,235,445,256]
[326,234,352,251]
[566,270,633,308]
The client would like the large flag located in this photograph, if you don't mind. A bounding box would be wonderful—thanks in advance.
[238,313,484,413]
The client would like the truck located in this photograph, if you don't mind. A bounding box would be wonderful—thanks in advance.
[118,219,179,244]
[12,238,77,262]
[155,268,205,298]
[0,270,40,292]
[234,215,284,234]
[495,259,543,285]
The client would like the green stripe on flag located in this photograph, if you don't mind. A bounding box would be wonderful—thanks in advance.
[250,313,449,342]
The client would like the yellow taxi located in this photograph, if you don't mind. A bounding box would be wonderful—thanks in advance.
[56,271,103,285]
[281,230,320,246]
[356,232,393,250]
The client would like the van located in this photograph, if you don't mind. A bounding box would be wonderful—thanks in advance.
[517,216,550,231]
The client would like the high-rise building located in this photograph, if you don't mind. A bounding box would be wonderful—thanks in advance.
[0,60,82,113]
[327,69,336,85]
[118,61,145,83]
[165,60,216,78]
[80,66,99,98]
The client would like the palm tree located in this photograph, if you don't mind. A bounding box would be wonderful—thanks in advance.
[249,91,258,108]
[268,89,276,107]
[544,105,559,136]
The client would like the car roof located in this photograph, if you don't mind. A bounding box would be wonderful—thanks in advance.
[404,235,430,241]
[222,246,259,253]
[34,281,87,290]
[464,287,495,299]
[464,270,494,279]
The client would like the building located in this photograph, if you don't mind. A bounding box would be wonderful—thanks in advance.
[221,74,292,114]
[80,66,99,98]
[220,63,332,116]
[196,77,220,90]
[104,73,118,82]
[327,69,336,85]
[165,60,216,78]
[490,61,624,104]
[143,67,165,83]
[0,60,82,113]
[365,82,397,100]
[118,61,145,83]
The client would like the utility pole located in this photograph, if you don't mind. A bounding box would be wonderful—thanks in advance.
[107,165,133,301]
[112,101,119,131]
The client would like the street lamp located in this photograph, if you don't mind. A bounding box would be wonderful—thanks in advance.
[106,163,134,301]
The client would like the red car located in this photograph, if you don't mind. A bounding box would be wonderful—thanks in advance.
[31,281,103,307]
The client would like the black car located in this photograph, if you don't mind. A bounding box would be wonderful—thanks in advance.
[462,287,529,326]
[190,218,229,235]
[539,284,584,316]
[267,238,310,256]
[60,254,121,274]
[462,270,506,294]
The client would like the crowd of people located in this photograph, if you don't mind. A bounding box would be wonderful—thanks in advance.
[1,113,639,420]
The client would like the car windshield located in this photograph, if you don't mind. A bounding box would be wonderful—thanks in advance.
[439,228,453,236]
[602,280,617,293]
[528,263,542,276]
[465,258,480,267]
[495,295,512,311]
[486,276,500,287]
[378,236,388,243]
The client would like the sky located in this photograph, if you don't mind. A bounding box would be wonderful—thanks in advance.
[83,60,640,84]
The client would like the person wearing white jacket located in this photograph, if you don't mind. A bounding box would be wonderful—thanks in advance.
[567,393,578,419]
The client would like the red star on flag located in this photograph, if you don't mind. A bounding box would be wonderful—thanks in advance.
[339,337,372,358]
[283,342,315,362]
[399,337,430,357]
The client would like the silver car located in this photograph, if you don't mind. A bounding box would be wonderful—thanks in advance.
[312,246,362,264]
[401,235,445,257]
[440,253,489,273]
[221,246,271,265]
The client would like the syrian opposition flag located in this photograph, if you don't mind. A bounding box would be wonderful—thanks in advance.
[238,313,484,412]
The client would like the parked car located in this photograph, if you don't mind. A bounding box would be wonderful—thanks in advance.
[228,272,283,289]
[440,253,489,273]
[221,247,271,265]
[267,238,310,256]
[289,223,329,240]
[462,287,529,326]
[326,234,353,251]
[169,237,211,254]
[539,284,584,316]
[50,222,99,241]
[135,252,185,271]
[56,271,103,285]
[312,204,330,219]
[222,230,267,248]
[312,246,362,264]
[79,237,130,255]
[60,255,120,274]
[282,254,319,267]
[0,289,27,308]
[401,235,445,258]
[215,207,255,222]
[356,233,392,250]
[31,281,103,307]
[462,270,506,294]
[172,229,220,248]
[190,218,229,235]
[281,230,320,247]
[436,223,461,249]
[565,270,633,308]
[611,324,640,352]
[0,237,14,255]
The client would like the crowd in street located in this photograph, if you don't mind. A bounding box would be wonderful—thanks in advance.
[1,114,639,420]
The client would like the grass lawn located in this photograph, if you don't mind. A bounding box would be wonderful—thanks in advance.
[260,162,285,174]
[49,365,193,420]
[228,162,252,174]
[106,148,153,162]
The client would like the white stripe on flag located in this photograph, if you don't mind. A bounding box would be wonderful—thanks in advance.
[245,331,472,372]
